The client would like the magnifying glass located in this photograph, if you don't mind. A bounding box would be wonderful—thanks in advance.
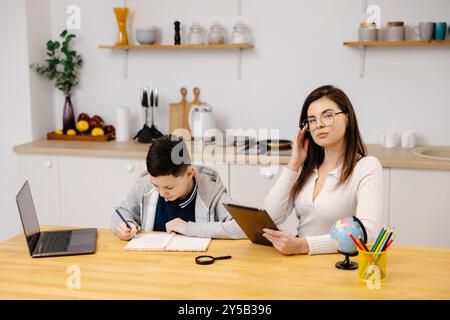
[195,255,232,265]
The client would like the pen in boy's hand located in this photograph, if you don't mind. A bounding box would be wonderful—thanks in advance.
[114,208,132,230]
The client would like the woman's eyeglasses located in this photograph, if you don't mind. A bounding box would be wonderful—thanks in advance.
[300,111,347,132]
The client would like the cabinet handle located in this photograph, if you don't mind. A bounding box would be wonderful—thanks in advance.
[126,164,135,173]
[44,160,53,169]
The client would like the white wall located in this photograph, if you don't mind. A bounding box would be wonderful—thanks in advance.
[49,0,450,145]
[0,0,53,242]
[0,0,32,242]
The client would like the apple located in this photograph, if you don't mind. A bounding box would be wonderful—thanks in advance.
[104,125,116,135]
[89,118,101,129]
[77,113,90,122]
[92,115,105,126]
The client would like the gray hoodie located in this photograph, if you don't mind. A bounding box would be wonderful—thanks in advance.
[111,165,246,239]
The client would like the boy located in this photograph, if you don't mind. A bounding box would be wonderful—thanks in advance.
[111,134,245,240]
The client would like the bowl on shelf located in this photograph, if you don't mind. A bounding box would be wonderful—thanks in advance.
[136,27,158,45]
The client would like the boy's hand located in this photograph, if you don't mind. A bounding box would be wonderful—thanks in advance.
[166,218,188,235]
[115,221,138,240]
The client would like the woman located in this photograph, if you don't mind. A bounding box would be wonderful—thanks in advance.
[263,85,382,255]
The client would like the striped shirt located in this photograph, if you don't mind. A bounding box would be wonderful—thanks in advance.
[264,156,383,255]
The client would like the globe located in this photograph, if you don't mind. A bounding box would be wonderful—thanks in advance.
[330,216,367,270]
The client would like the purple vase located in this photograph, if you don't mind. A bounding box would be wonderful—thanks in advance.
[63,96,76,132]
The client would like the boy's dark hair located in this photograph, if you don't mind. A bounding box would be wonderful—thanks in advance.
[146,135,191,177]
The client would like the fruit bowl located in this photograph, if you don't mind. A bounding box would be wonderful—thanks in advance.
[47,113,116,142]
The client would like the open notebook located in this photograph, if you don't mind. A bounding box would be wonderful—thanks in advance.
[124,233,211,252]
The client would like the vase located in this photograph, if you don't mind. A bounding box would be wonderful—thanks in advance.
[114,7,129,46]
[63,96,76,132]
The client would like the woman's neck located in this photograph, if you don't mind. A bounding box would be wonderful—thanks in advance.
[322,139,346,169]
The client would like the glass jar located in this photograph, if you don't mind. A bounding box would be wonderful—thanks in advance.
[231,21,250,44]
[208,22,226,45]
[188,23,205,45]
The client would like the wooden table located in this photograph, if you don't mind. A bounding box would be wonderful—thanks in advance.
[1,227,449,299]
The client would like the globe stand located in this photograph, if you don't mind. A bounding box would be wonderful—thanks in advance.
[335,251,358,270]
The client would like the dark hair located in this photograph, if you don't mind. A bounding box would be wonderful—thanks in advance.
[146,134,191,177]
[291,85,367,199]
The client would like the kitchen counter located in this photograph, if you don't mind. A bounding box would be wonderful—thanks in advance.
[13,139,450,170]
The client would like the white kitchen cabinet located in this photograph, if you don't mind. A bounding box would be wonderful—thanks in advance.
[389,168,450,248]
[229,164,299,235]
[59,156,141,228]
[17,154,61,225]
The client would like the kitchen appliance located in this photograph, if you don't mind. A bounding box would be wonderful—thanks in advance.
[133,87,163,143]
[188,102,217,142]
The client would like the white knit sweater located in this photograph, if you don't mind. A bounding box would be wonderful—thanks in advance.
[264,156,383,255]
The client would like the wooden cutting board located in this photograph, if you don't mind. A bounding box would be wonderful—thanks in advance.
[169,87,202,141]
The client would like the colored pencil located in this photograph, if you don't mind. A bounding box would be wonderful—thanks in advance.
[348,232,365,251]
[371,226,386,252]
[384,238,394,251]
[358,237,370,252]
[374,228,389,253]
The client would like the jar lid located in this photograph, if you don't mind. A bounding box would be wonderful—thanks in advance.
[387,21,404,27]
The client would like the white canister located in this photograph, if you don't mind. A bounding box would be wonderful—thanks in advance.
[115,106,130,142]
[381,130,399,148]
[401,130,416,148]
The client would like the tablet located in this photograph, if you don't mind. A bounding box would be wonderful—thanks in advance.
[223,203,278,246]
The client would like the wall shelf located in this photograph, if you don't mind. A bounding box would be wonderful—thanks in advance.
[343,40,450,78]
[99,44,254,50]
[343,40,450,47]
[99,43,254,79]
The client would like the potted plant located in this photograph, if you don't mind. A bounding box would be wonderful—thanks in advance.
[30,30,83,132]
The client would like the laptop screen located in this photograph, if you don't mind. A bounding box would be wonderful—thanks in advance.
[16,181,40,254]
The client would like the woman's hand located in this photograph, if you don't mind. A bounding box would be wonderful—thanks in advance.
[287,125,309,172]
[262,229,309,255]
[166,218,188,235]
[115,221,138,240]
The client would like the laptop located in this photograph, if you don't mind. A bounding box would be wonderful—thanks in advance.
[223,203,279,246]
[15,181,97,258]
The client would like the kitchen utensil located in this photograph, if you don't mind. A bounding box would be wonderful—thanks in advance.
[136,27,158,44]
[358,22,378,42]
[188,23,205,44]
[401,130,416,149]
[413,22,435,40]
[434,22,447,40]
[384,21,405,41]
[188,101,217,142]
[169,87,203,141]
[258,139,292,150]
[381,130,399,148]
[133,87,163,143]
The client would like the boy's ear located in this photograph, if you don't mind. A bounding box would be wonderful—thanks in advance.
[185,165,195,178]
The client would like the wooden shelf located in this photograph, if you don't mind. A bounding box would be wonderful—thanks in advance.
[99,43,254,50]
[343,40,450,47]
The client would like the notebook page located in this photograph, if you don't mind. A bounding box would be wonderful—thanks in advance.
[165,235,211,252]
[124,233,173,251]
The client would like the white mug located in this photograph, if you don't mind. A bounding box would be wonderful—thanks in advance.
[401,130,416,149]
[381,130,399,148]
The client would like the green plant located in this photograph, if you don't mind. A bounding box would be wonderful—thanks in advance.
[30,30,83,96]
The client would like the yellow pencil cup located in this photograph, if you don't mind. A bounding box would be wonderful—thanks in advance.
[357,246,387,285]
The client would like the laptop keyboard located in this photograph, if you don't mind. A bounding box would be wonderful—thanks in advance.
[37,231,72,253]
